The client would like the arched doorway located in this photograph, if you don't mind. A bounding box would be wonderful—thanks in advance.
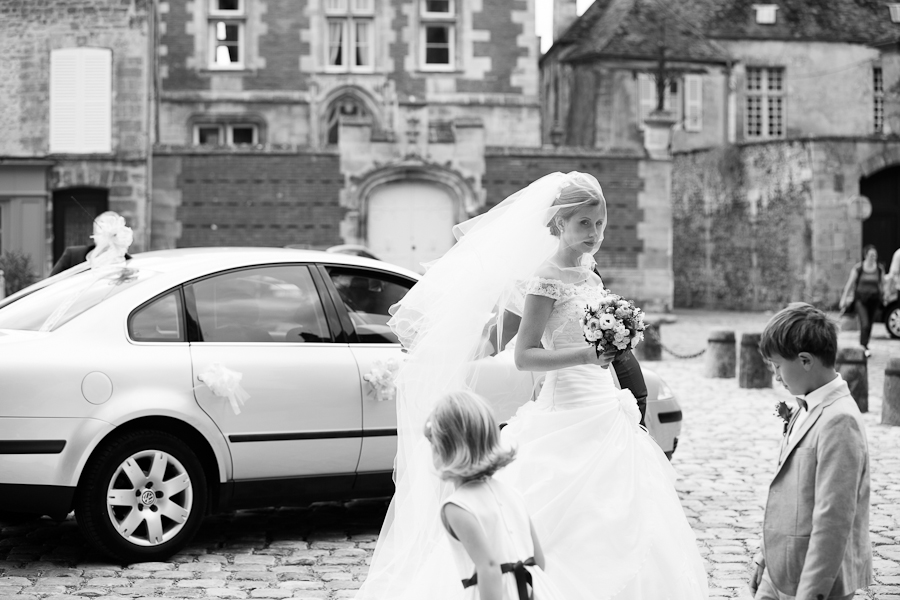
[52,187,108,263]
[366,181,456,273]
[860,166,900,261]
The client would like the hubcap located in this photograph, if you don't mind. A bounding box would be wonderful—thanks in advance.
[890,309,900,338]
[106,449,193,547]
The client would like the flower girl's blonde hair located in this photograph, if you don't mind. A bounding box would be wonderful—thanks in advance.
[424,390,516,483]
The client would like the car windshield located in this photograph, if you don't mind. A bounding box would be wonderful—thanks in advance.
[0,266,158,332]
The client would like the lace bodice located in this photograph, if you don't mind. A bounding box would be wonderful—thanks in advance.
[523,276,607,351]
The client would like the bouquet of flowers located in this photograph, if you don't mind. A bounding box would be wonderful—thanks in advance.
[580,293,646,356]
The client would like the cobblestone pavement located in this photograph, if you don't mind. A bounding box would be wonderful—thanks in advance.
[1,310,899,600]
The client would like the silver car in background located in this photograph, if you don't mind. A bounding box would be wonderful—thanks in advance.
[0,248,681,562]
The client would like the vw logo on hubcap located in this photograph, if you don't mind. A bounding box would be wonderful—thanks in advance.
[140,490,156,506]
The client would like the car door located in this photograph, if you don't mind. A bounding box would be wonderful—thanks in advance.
[319,265,413,477]
[187,264,362,482]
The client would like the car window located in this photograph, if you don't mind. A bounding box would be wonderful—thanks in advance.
[325,267,414,344]
[129,290,185,342]
[190,265,331,343]
[0,266,157,332]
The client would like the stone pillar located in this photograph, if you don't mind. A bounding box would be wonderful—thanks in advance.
[642,110,676,160]
[739,333,772,388]
[883,357,900,426]
[635,323,662,361]
[705,330,736,378]
[836,347,868,413]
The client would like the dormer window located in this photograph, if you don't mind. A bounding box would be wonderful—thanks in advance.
[753,4,778,24]
[889,3,900,22]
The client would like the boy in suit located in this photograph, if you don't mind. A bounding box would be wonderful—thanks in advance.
[750,303,871,600]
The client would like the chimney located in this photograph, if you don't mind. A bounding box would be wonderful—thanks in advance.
[553,0,578,42]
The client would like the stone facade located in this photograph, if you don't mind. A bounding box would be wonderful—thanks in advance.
[0,0,152,274]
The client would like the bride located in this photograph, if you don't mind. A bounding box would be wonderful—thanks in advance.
[355,172,708,599]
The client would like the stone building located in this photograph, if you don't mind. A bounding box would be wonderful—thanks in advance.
[546,0,900,309]
[0,0,153,274]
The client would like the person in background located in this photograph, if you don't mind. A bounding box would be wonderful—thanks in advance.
[49,211,132,276]
[839,245,884,357]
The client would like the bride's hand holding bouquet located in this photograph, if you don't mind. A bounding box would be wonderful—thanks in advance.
[581,293,646,363]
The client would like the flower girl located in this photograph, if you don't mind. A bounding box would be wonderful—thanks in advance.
[425,391,565,600]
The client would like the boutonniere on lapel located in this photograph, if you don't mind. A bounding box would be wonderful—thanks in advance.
[774,400,793,436]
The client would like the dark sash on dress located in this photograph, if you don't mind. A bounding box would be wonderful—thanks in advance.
[461,557,536,600]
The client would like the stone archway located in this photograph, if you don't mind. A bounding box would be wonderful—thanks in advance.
[350,162,475,273]
[860,164,900,263]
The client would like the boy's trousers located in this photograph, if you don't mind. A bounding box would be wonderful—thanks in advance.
[755,570,856,600]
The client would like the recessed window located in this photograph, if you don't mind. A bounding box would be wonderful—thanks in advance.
[193,123,258,146]
[875,66,885,134]
[745,67,785,139]
[210,0,242,15]
[325,0,374,72]
[208,0,245,69]
[326,96,368,145]
[889,4,900,22]
[420,0,455,70]
[422,0,453,17]
[753,4,778,24]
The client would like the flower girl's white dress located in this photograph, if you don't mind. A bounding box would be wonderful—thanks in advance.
[495,271,709,599]
[441,478,566,600]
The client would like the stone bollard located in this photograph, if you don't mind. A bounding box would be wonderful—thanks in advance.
[739,333,772,389]
[836,347,868,413]
[883,357,900,426]
[705,330,736,378]
[634,323,662,361]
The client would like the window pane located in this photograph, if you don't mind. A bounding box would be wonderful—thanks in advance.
[231,126,255,145]
[326,267,413,344]
[193,266,331,344]
[326,0,348,12]
[353,0,374,12]
[426,25,449,44]
[130,291,184,342]
[354,21,371,67]
[198,126,221,144]
[214,0,240,10]
[328,20,345,66]
[425,0,451,13]
[746,67,761,91]
[426,46,450,64]
[767,68,783,92]
[746,96,761,137]
[768,96,783,137]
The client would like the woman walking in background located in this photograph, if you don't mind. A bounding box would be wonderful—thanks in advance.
[841,244,885,356]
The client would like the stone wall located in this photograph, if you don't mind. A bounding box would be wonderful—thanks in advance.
[151,148,343,250]
[484,147,672,310]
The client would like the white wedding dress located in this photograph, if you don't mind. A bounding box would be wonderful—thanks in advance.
[495,270,709,599]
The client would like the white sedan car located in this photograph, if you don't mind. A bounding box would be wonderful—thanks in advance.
[0,248,681,562]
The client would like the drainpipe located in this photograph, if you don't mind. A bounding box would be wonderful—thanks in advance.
[146,0,159,251]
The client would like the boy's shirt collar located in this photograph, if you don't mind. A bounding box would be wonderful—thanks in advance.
[797,373,844,413]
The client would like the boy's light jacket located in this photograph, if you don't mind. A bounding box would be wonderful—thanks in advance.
[762,380,872,599]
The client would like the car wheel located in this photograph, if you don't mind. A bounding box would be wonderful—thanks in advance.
[76,430,207,563]
[886,304,900,339]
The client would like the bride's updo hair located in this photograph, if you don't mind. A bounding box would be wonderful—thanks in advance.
[424,390,516,483]
[548,171,606,237]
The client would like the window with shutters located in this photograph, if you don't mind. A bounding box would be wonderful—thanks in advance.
[875,66,885,134]
[50,48,112,154]
[745,67,785,139]
[636,73,680,130]
[325,0,375,72]
[420,0,455,71]
[209,0,245,69]
[684,74,703,132]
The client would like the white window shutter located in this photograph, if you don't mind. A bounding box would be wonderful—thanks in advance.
[684,74,703,132]
[638,73,656,128]
[50,48,112,154]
